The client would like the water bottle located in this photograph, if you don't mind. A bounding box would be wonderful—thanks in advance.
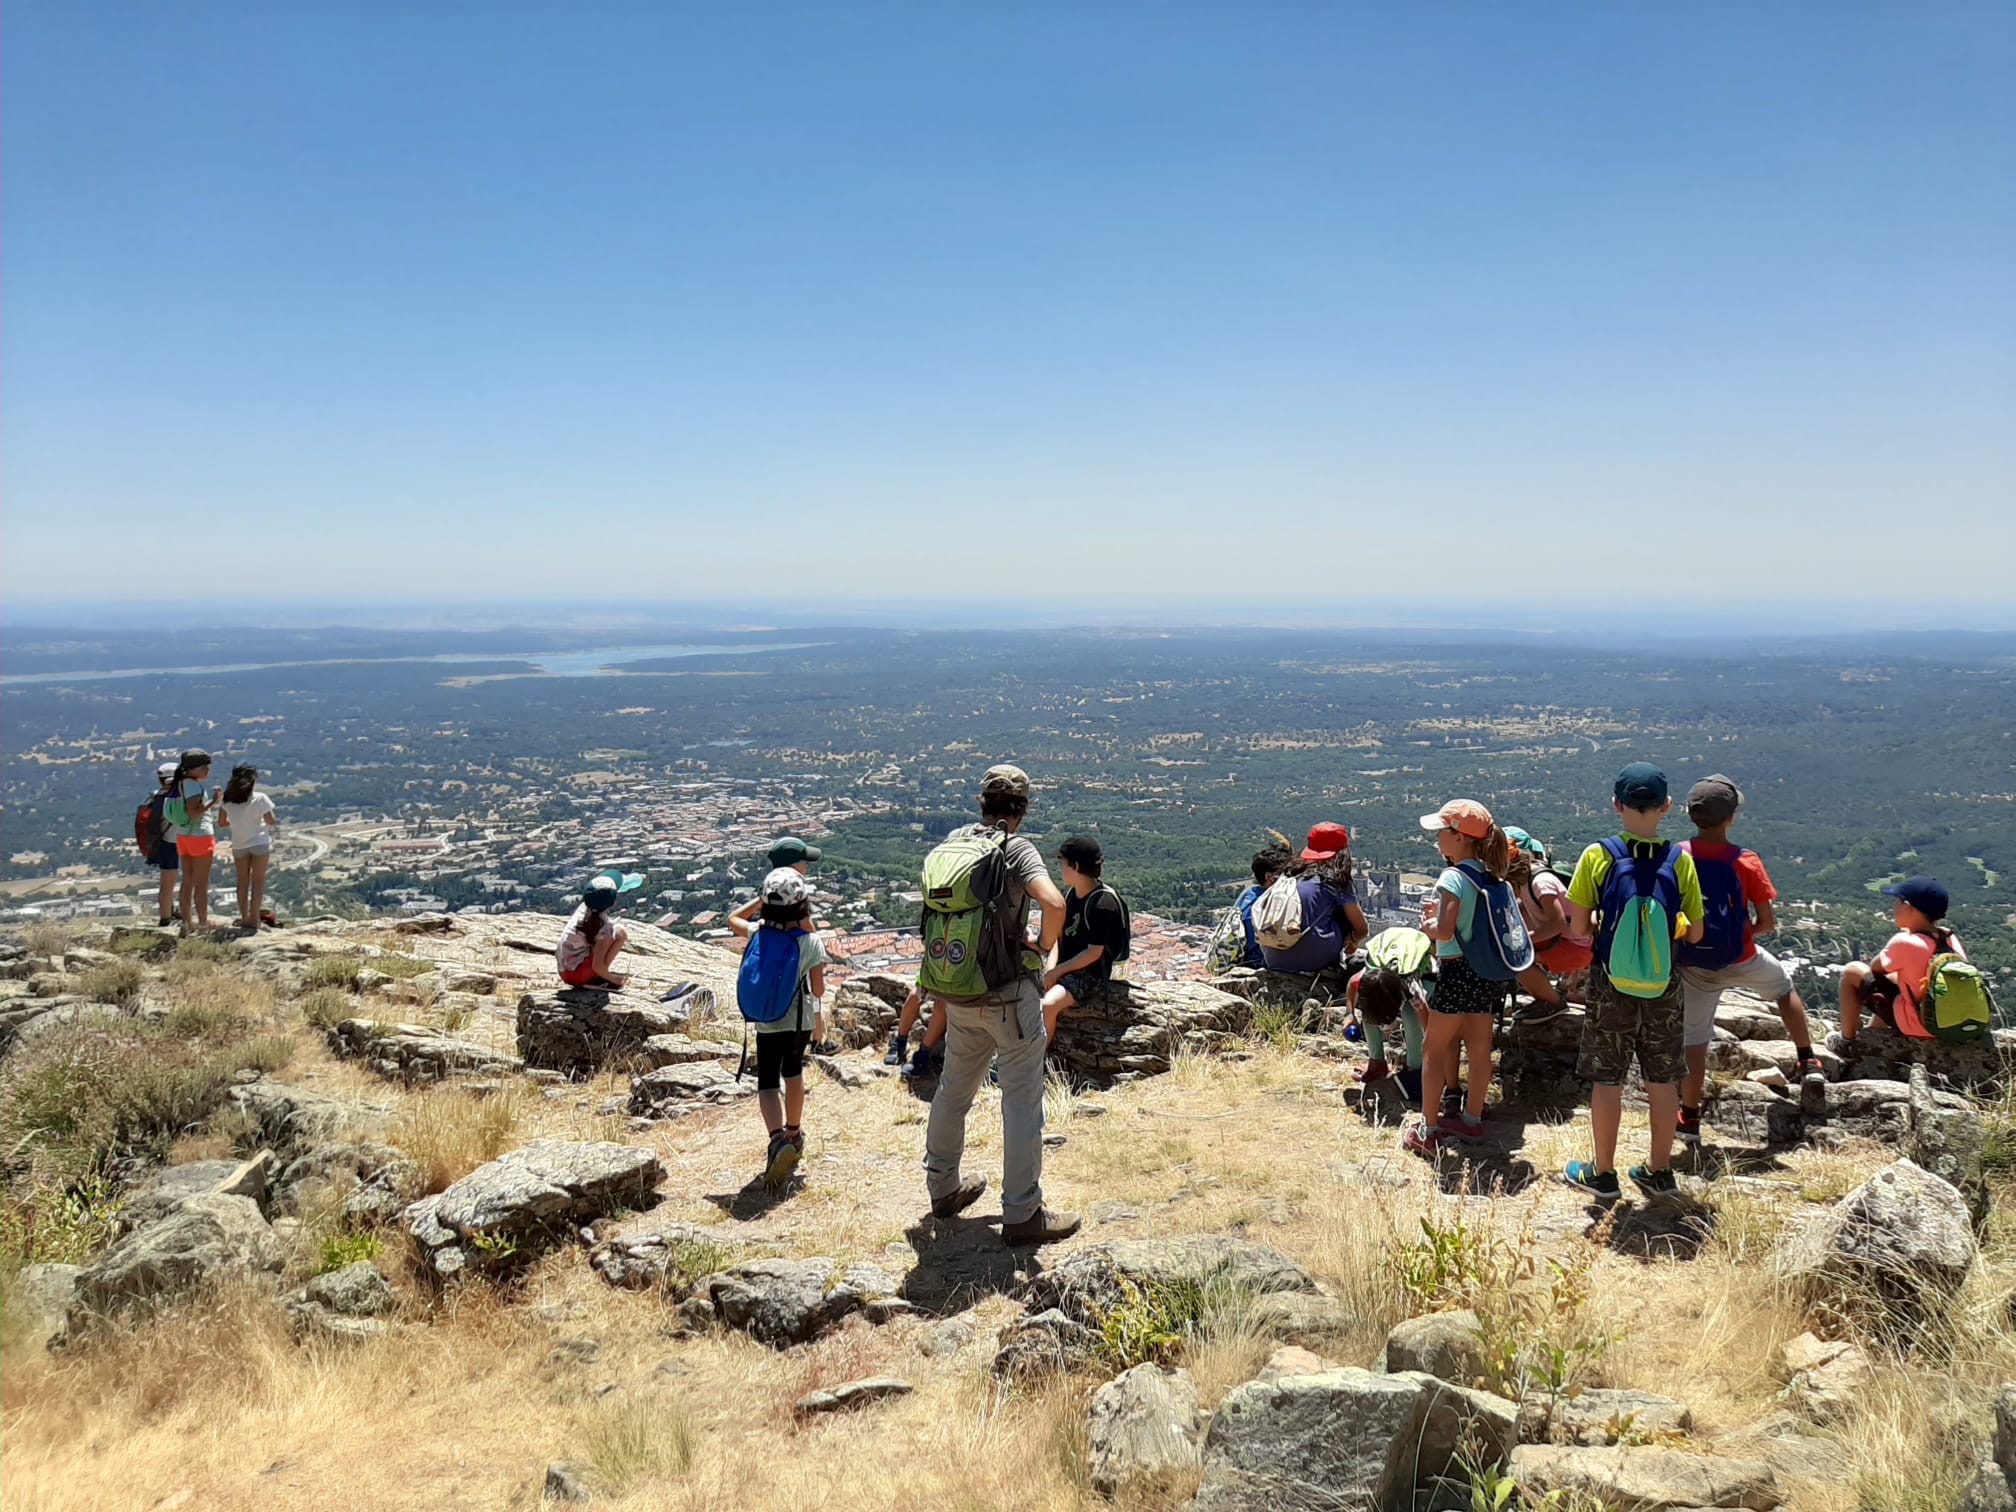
[1344,1021,1363,1043]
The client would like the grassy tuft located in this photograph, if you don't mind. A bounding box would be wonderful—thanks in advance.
[389,1085,523,1195]
[579,1397,697,1494]
[315,1230,385,1275]
[301,955,367,990]
[76,959,147,1008]
[298,986,359,1031]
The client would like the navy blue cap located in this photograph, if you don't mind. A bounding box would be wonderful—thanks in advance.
[1614,762,1669,807]
[1883,875,1949,922]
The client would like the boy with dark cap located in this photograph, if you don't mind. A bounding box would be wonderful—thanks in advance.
[1675,774,1824,1140]
[729,836,824,932]
[1561,762,1704,1202]
[1835,876,1967,1045]
[1043,835,1129,1039]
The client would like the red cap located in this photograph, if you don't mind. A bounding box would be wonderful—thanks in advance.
[1419,799,1494,840]
[1299,822,1351,862]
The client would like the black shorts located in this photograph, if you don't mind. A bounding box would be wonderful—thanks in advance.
[1427,954,1507,1016]
[754,1030,812,1091]
[1857,973,1902,1030]
[1056,969,1110,1005]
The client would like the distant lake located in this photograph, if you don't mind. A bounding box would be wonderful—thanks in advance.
[0,642,818,686]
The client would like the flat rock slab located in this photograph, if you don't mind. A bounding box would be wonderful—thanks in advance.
[1543,1388,1695,1445]
[1048,979,1254,1085]
[517,989,693,1075]
[1194,1367,1427,1512]
[1507,1445,1781,1510]
[404,1140,664,1278]
[1020,1235,1317,1326]
[274,1141,418,1226]
[628,1061,754,1115]
[637,1034,733,1068]
[117,1153,276,1233]
[227,1081,375,1155]
[1774,1157,1976,1316]
[705,1258,902,1346]
[328,1018,523,1082]
[795,1377,915,1415]
[66,1194,283,1333]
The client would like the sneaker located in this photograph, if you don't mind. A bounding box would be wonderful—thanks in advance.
[1796,1055,1828,1088]
[1512,998,1568,1027]
[1629,1164,1679,1202]
[1563,1161,1621,1200]
[1676,1107,1703,1145]
[1824,1030,1854,1056]
[1353,1059,1391,1085]
[1394,1067,1424,1105]
[1440,1086,1465,1119]
[1001,1207,1081,1247]
[930,1178,987,1219]
[763,1131,799,1190]
[1442,1111,1488,1141]
[1402,1122,1446,1157]
[905,1045,941,1080]
[884,1035,908,1067]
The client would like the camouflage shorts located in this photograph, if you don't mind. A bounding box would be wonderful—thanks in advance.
[1576,967,1686,1086]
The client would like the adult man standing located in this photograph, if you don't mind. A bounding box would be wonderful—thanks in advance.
[921,764,1079,1246]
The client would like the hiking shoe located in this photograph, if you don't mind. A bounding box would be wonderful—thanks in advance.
[905,1045,941,1079]
[1442,1111,1488,1141]
[1629,1164,1679,1202]
[1354,1059,1391,1085]
[1001,1207,1081,1247]
[1402,1122,1447,1157]
[1512,998,1568,1027]
[763,1131,799,1190]
[1394,1067,1424,1105]
[1824,1030,1854,1056]
[884,1035,908,1067]
[930,1179,987,1219]
[1563,1161,1621,1200]
[1797,1055,1828,1088]
[1676,1107,1703,1145]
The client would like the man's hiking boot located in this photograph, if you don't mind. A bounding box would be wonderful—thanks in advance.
[763,1130,799,1190]
[930,1179,987,1219]
[1002,1207,1081,1247]
[884,1034,908,1067]
[1629,1164,1680,1202]
[1354,1059,1391,1085]
[1676,1107,1703,1145]
[1563,1161,1621,1201]
[1402,1122,1446,1157]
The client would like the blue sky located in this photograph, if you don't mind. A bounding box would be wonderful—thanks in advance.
[4,3,2012,618]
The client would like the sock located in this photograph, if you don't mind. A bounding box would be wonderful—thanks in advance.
[890,1030,907,1049]
[1681,1105,1699,1118]
[1794,1043,1813,1061]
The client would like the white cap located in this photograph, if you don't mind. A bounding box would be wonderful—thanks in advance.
[761,867,811,906]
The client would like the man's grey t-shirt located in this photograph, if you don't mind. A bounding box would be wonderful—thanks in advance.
[947,823,1050,978]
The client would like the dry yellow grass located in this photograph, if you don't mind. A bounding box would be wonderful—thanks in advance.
[4,958,2012,1511]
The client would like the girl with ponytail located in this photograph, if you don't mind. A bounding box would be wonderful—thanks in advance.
[1404,798,1511,1155]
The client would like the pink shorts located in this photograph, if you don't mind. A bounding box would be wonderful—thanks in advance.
[1536,936,1593,974]
[175,835,216,858]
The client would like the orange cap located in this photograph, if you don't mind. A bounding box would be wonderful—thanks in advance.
[1418,799,1494,839]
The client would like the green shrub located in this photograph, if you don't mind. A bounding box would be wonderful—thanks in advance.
[0,1172,123,1266]
[1249,1000,1305,1051]
[1097,1276,1208,1370]
[301,956,366,990]
[316,1230,385,1274]
[299,987,359,1030]
[77,958,147,1008]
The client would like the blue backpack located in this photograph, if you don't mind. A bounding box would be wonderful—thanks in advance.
[1452,861,1536,982]
[1676,844,1748,972]
[1594,837,1684,999]
[737,927,803,1024]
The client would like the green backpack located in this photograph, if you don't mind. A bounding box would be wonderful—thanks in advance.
[918,827,1026,999]
[1921,953,1994,1043]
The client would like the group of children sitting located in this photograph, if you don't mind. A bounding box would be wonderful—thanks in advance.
[556,764,1989,1204]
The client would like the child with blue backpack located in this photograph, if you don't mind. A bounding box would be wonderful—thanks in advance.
[1563,763,1704,1202]
[1407,799,1531,1153]
[731,868,830,1189]
[1676,774,1823,1142]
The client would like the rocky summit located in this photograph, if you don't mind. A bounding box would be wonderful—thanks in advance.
[3,907,2015,1511]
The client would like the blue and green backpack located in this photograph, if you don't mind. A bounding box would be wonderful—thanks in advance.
[1594,837,1684,999]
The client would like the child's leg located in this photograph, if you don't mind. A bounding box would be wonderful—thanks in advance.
[1042,984,1075,1040]
[1837,963,1871,1042]
[1460,1013,1493,1120]
[781,1032,811,1136]
[178,857,195,930]
[1777,989,1814,1051]
[158,867,175,923]
[234,853,250,923]
[1640,978,1688,1171]
[923,1001,948,1047]
[897,989,923,1038]
[1421,1012,1462,1130]
[1645,1081,1680,1170]
[190,854,211,925]
[1362,1018,1390,1065]
[1682,1044,1710,1111]
[249,852,270,922]
[592,925,629,980]
[756,1033,786,1135]
[1401,1003,1426,1070]
[1590,1084,1623,1172]
[1515,964,1563,1006]
[784,1073,806,1130]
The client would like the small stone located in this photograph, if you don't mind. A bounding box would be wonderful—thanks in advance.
[543,1461,592,1501]
[1087,1363,1203,1497]
[1384,1309,1486,1385]
[794,1377,915,1415]
[1257,1345,1336,1381]
[919,1317,974,1358]
[546,1335,602,1367]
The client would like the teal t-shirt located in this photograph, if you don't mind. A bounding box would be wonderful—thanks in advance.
[1432,866,1479,959]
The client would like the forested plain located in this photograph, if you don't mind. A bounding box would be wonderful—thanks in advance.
[3,625,2012,977]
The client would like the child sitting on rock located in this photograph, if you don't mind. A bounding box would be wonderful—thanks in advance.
[557,869,643,989]
[1834,876,1966,1047]
[887,977,948,1078]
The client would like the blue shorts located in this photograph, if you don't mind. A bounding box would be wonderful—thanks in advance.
[150,840,180,871]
